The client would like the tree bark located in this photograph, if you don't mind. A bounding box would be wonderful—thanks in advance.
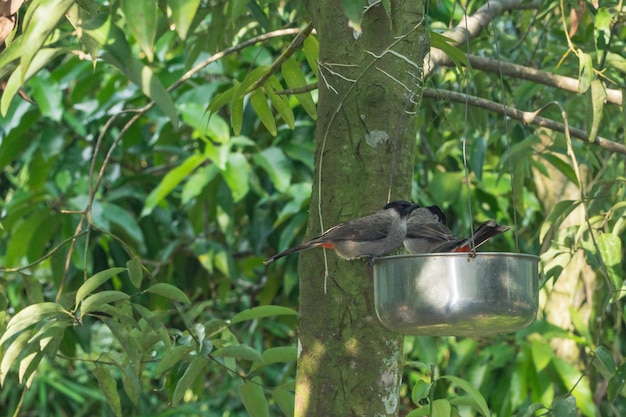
[296,1,426,416]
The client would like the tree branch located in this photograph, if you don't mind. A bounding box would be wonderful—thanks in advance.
[425,0,541,74]
[445,54,623,106]
[423,87,626,155]
[423,0,622,105]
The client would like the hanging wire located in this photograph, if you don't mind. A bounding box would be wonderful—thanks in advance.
[485,0,520,252]
[460,4,476,252]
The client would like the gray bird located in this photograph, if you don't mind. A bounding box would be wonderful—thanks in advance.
[264,201,419,265]
[403,205,510,253]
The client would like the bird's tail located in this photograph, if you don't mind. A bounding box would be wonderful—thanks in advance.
[454,220,510,252]
[263,242,318,265]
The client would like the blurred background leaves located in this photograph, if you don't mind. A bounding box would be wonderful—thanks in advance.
[0,0,625,416]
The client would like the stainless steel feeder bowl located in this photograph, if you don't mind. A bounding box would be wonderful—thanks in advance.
[374,252,539,336]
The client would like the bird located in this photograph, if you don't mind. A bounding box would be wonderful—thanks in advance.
[403,205,510,253]
[264,200,420,265]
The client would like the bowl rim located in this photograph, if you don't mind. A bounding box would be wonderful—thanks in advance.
[374,251,539,263]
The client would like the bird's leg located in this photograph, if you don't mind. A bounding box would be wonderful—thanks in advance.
[365,255,378,266]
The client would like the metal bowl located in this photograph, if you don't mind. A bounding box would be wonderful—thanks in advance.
[373,252,539,336]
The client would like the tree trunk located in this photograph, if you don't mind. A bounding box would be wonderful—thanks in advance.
[295,2,426,416]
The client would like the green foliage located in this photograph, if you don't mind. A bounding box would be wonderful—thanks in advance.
[0,0,625,416]
[0,1,307,415]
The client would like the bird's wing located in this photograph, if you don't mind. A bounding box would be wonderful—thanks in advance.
[453,220,511,251]
[406,222,456,242]
[315,213,391,242]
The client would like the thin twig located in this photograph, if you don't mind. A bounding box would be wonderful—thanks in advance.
[248,22,314,92]
[423,88,626,155]
[0,231,88,273]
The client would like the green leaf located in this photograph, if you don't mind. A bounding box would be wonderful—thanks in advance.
[101,317,142,364]
[0,36,23,80]
[144,283,191,304]
[569,307,592,346]
[0,48,66,115]
[172,356,210,406]
[19,0,75,81]
[180,101,230,144]
[272,388,295,417]
[81,14,179,128]
[578,51,593,93]
[132,303,171,348]
[208,87,235,118]
[80,291,131,318]
[281,56,317,120]
[439,375,490,417]
[231,0,248,19]
[303,36,319,78]
[552,358,594,414]
[231,80,244,135]
[127,258,144,289]
[93,366,123,417]
[588,79,606,144]
[5,208,50,267]
[406,407,431,417]
[1,331,33,386]
[551,396,577,417]
[539,200,581,244]
[519,403,547,417]
[593,346,616,380]
[33,321,71,358]
[608,362,626,402]
[19,351,43,386]
[167,0,201,39]
[430,31,469,67]
[0,303,69,346]
[431,399,451,417]
[265,75,295,129]
[155,345,195,377]
[66,4,100,62]
[250,346,297,372]
[250,89,277,136]
[20,272,44,304]
[238,66,272,96]
[213,345,264,364]
[540,154,579,185]
[28,69,63,121]
[142,153,206,216]
[75,267,128,306]
[606,52,626,74]
[411,379,431,404]
[122,0,157,61]
[182,164,219,205]
[103,203,146,253]
[238,377,270,417]
[597,232,622,291]
[222,153,250,202]
[205,113,231,144]
[230,305,298,324]
[594,8,613,55]
[261,346,298,365]
[449,395,488,410]
[120,363,141,406]
[530,339,554,372]
[253,147,293,192]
